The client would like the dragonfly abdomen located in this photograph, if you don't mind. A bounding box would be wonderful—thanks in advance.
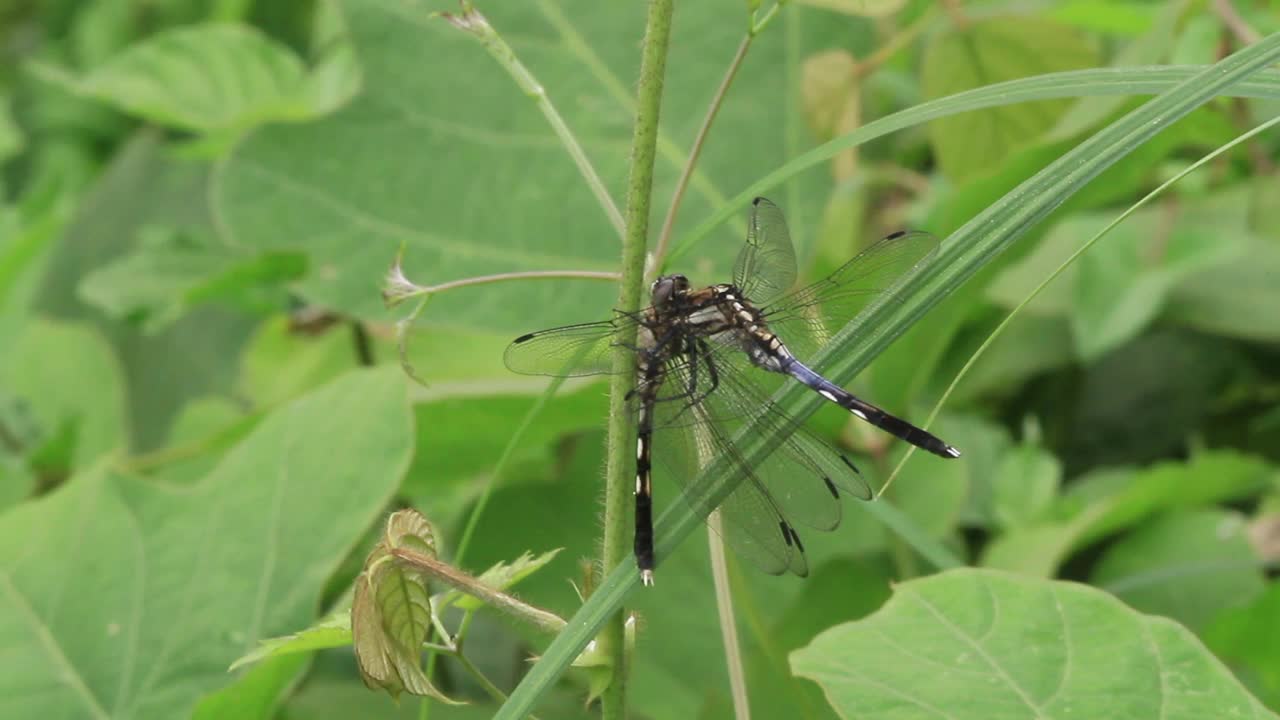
[787,361,961,459]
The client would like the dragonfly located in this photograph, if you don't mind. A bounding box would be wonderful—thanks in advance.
[505,197,960,586]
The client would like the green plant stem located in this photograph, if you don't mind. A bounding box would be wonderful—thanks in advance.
[390,547,567,634]
[443,6,625,239]
[454,650,514,706]
[706,512,750,720]
[599,1,674,717]
[652,34,751,274]
[880,112,1280,498]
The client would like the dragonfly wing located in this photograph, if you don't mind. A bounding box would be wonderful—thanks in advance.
[733,197,798,306]
[683,354,870,530]
[503,318,633,377]
[762,230,939,361]
[651,386,806,577]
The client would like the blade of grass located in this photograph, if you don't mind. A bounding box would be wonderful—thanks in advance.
[668,65,1280,265]
[497,36,1280,720]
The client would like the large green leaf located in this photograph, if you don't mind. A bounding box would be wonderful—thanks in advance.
[0,318,126,470]
[983,451,1273,576]
[35,132,258,451]
[78,226,306,333]
[921,15,1099,180]
[1206,581,1280,711]
[1092,509,1264,633]
[34,23,353,136]
[0,368,412,719]
[989,188,1257,359]
[790,569,1276,719]
[214,0,838,330]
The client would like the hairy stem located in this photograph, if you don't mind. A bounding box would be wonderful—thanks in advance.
[599,1,675,717]
[390,547,567,634]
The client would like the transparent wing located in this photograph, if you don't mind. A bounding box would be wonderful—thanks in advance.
[761,230,939,362]
[503,317,636,377]
[664,347,870,509]
[696,355,872,507]
[652,393,806,577]
[733,197,798,306]
[647,344,871,576]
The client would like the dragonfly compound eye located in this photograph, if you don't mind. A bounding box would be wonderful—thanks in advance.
[650,274,688,306]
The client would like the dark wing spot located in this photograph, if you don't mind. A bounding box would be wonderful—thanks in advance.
[789,525,806,553]
[513,333,536,343]
[752,196,766,206]
[885,230,907,240]
[839,454,861,475]
[779,521,793,547]
[824,477,840,499]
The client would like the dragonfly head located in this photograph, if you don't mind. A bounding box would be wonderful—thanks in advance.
[650,274,689,307]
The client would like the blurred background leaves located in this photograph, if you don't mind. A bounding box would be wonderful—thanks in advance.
[1,0,1279,718]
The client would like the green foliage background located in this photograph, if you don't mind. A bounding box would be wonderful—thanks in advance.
[1,1,1279,718]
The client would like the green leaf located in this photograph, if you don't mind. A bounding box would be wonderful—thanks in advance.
[792,0,907,18]
[404,384,608,519]
[229,608,353,672]
[949,315,1074,402]
[1206,581,1280,711]
[991,437,1061,530]
[238,315,367,408]
[921,15,1099,180]
[1050,1,1160,35]
[1047,0,1182,140]
[352,509,456,702]
[986,180,1255,360]
[0,368,412,719]
[790,569,1277,719]
[213,0,821,327]
[983,451,1273,576]
[0,455,35,512]
[1166,240,1280,341]
[0,96,22,165]
[443,549,562,612]
[1070,192,1251,360]
[1093,509,1265,632]
[34,24,332,136]
[166,395,246,447]
[78,226,306,332]
[0,319,126,470]
[32,131,261,452]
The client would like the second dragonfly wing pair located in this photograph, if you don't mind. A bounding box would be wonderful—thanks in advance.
[505,197,960,585]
